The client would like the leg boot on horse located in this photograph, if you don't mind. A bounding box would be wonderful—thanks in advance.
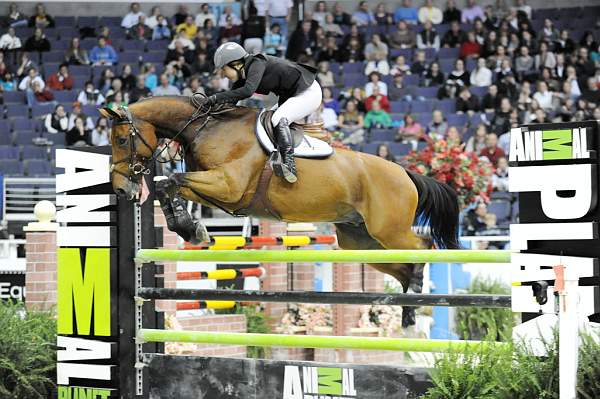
[272,117,298,184]
[155,178,210,245]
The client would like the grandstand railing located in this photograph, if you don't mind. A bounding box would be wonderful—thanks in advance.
[2,177,56,222]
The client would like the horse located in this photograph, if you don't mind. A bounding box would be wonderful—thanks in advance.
[102,95,460,326]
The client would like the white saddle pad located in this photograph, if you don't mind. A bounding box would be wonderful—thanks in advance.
[255,109,334,158]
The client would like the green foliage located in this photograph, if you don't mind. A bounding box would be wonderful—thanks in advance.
[455,277,515,341]
[383,280,402,294]
[0,301,56,399]
[234,304,271,359]
[577,331,600,398]
[425,337,560,399]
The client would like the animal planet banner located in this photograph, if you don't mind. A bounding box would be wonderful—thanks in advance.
[55,147,118,399]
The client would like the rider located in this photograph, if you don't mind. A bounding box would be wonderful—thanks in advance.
[202,42,322,183]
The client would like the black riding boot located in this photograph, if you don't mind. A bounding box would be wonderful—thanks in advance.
[273,118,297,183]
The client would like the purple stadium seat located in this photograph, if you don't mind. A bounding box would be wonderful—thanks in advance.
[3,91,25,104]
[362,142,381,155]
[146,40,169,51]
[438,47,459,59]
[411,100,436,114]
[31,103,55,118]
[98,16,122,27]
[81,38,97,51]
[53,90,78,103]
[470,86,488,98]
[70,65,92,77]
[52,40,70,51]
[0,119,11,133]
[468,112,485,125]
[343,73,367,88]
[143,52,165,63]
[0,159,24,176]
[447,113,468,127]
[5,104,29,119]
[12,118,36,132]
[55,16,76,26]
[82,105,100,119]
[26,159,52,176]
[390,101,410,113]
[370,129,395,142]
[389,48,412,60]
[0,145,20,159]
[42,51,64,64]
[78,16,98,27]
[488,199,512,225]
[342,62,365,74]
[13,131,40,146]
[110,29,127,40]
[437,99,456,114]
[42,132,66,146]
[388,142,412,156]
[43,63,59,76]
[14,27,33,38]
[329,62,341,74]
[119,52,143,64]
[403,75,419,86]
[439,58,456,74]
[72,75,88,89]
[22,145,49,160]
[465,58,476,72]
[414,86,439,99]
[122,40,145,51]
[0,133,11,146]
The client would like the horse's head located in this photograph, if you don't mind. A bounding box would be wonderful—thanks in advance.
[100,106,158,200]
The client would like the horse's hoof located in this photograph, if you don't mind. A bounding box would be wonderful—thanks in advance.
[193,222,210,244]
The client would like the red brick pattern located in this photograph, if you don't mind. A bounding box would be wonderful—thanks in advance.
[25,232,57,310]
[176,314,247,357]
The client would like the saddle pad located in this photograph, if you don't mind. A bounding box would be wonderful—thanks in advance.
[255,109,334,158]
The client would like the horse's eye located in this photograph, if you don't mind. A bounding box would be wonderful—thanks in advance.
[118,137,128,146]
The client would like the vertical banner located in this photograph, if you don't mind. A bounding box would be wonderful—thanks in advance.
[55,147,119,399]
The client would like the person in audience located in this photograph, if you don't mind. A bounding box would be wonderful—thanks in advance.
[145,6,161,29]
[90,37,118,66]
[28,3,54,28]
[441,21,466,48]
[195,3,216,28]
[456,87,480,114]
[172,5,189,26]
[389,20,416,49]
[332,2,352,25]
[364,34,390,75]
[443,0,461,23]
[27,80,54,106]
[364,100,392,129]
[396,113,423,149]
[7,3,28,28]
[423,62,445,87]
[128,15,152,40]
[117,64,135,93]
[365,71,388,97]
[394,0,418,24]
[218,5,242,27]
[376,143,396,162]
[373,3,393,26]
[66,116,92,147]
[68,102,94,131]
[461,0,484,23]
[46,63,73,91]
[176,15,198,40]
[581,77,600,108]
[481,84,501,112]
[417,20,440,50]
[446,125,462,147]
[316,61,335,88]
[181,76,203,96]
[418,0,443,25]
[318,37,341,63]
[532,81,554,111]
[265,0,293,37]
[338,100,365,145]
[78,81,105,106]
[534,41,556,71]
[286,20,315,61]
[479,133,505,166]
[460,31,481,60]
[190,52,211,75]
[352,1,374,26]
[97,26,114,46]
[322,87,341,114]
[24,27,50,53]
[514,46,535,82]
[426,110,448,140]
[264,23,286,57]
[152,73,181,96]
[554,29,575,55]
[97,68,115,94]
[388,73,413,101]
[64,37,90,65]
[470,57,492,87]
[492,156,509,191]
[242,7,266,55]
[44,104,69,134]
[121,2,146,29]
[18,66,44,91]
[168,31,195,52]
[91,116,111,146]
[107,91,128,110]
[151,15,171,40]
[313,1,330,25]
[365,85,390,112]
[0,27,22,53]
[465,124,488,153]
[448,58,469,87]
[390,55,411,76]
[410,50,428,75]
[462,202,488,236]
[165,39,193,65]
[490,97,512,134]
[1,71,17,91]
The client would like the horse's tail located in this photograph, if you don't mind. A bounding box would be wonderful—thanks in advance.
[406,170,461,249]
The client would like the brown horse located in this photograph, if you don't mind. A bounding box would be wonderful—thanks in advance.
[102,96,460,326]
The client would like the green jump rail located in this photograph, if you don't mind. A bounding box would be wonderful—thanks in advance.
[135,249,511,264]
[137,329,505,353]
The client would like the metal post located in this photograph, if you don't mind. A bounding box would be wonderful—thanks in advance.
[134,202,143,396]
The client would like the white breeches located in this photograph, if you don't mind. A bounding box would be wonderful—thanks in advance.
[271,80,322,126]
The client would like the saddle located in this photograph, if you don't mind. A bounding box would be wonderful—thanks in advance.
[256,110,334,158]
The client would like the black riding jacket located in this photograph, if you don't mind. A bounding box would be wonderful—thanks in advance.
[212,54,317,105]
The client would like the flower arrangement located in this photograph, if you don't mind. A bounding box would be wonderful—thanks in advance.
[279,304,332,334]
[403,140,494,208]
[357,305,404,336]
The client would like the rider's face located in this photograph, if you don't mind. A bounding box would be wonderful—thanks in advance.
[222,65,239,82]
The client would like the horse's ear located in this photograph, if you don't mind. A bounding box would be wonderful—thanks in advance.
[99,107,123,119]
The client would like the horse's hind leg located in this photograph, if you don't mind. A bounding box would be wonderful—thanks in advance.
[155,177,209,245]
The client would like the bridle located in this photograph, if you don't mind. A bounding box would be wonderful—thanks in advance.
[110,96,218,183]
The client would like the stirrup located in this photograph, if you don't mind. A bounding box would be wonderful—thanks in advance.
[271,151,297,183]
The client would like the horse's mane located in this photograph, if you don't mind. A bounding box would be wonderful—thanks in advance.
[136,95,256,121]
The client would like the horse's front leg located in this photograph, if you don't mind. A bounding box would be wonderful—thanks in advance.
[155,177,210,245]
